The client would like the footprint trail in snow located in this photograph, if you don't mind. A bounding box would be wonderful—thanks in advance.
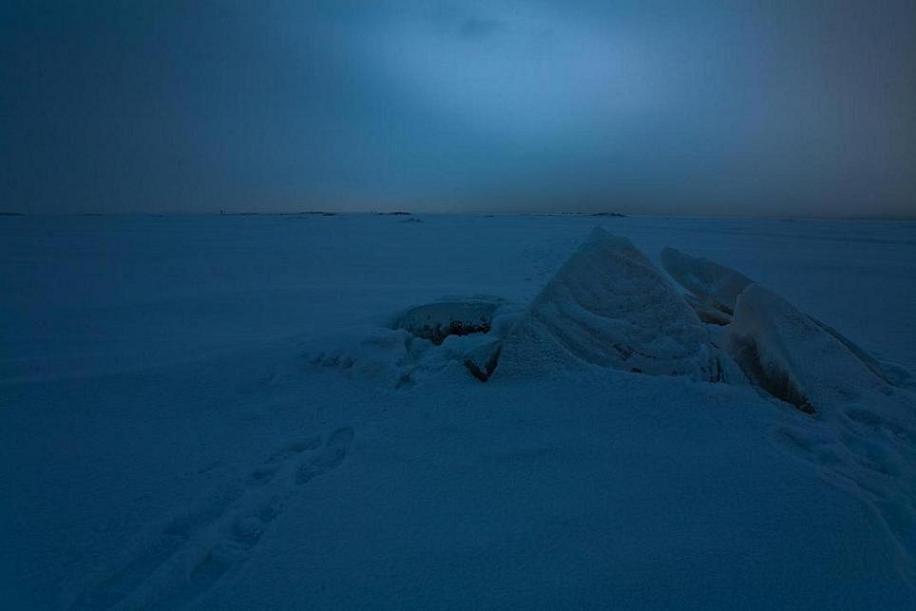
[70,427,355,610]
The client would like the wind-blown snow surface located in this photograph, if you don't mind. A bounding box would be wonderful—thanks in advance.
[2,214,916,609]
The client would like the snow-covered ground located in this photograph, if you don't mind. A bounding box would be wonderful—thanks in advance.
[2,213,916,609]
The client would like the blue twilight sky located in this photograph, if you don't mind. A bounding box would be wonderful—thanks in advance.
[2,0,915,216]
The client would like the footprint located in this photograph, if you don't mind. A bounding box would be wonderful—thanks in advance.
[844,407,883,428]
[245,437,322,487]
[772,404,916,580]
[247,464,280,486]
[772,426,840,463]
[71,428,352,610]
[297,427,355,484]
[231,515,268,546]
[844,407,914,445]
[265,436,322,465]
[841,432,903,477]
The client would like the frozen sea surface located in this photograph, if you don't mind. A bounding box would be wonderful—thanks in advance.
[2,214,916,608]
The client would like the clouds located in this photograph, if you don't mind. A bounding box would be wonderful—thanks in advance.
[457,17,506,40]
[1,1,914,215]
[370,3,658,141]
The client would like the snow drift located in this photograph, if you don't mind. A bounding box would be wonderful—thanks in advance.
[497,228,720,380]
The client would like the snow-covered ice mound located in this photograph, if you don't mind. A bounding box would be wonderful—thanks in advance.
[663,248,911,388]
[657,245,910,397]
[726,284,888,413]
[301,230,916,580]
[652,248,916,576]
[661,247,753,321]
[498,228,720,380]
[728,286,916,577]
[311,297,521,388]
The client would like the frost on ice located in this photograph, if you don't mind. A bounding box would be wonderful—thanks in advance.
[497,228,721,380]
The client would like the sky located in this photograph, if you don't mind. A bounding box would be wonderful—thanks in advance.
[2,0,915,216]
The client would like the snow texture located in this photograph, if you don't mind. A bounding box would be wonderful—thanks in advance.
[727,284,886,411]
[661,246,754,317]
[3,214,916,609]
[727,283,916,580]
[498,228,720,380]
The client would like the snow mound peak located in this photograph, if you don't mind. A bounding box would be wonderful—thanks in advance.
[661,247,753,316]
[498,228,719,380]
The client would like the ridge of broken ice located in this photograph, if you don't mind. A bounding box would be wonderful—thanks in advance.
[726,284,888,413]
[498,228,721,380]
[656,245,909,410]
[661,247,753,319]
